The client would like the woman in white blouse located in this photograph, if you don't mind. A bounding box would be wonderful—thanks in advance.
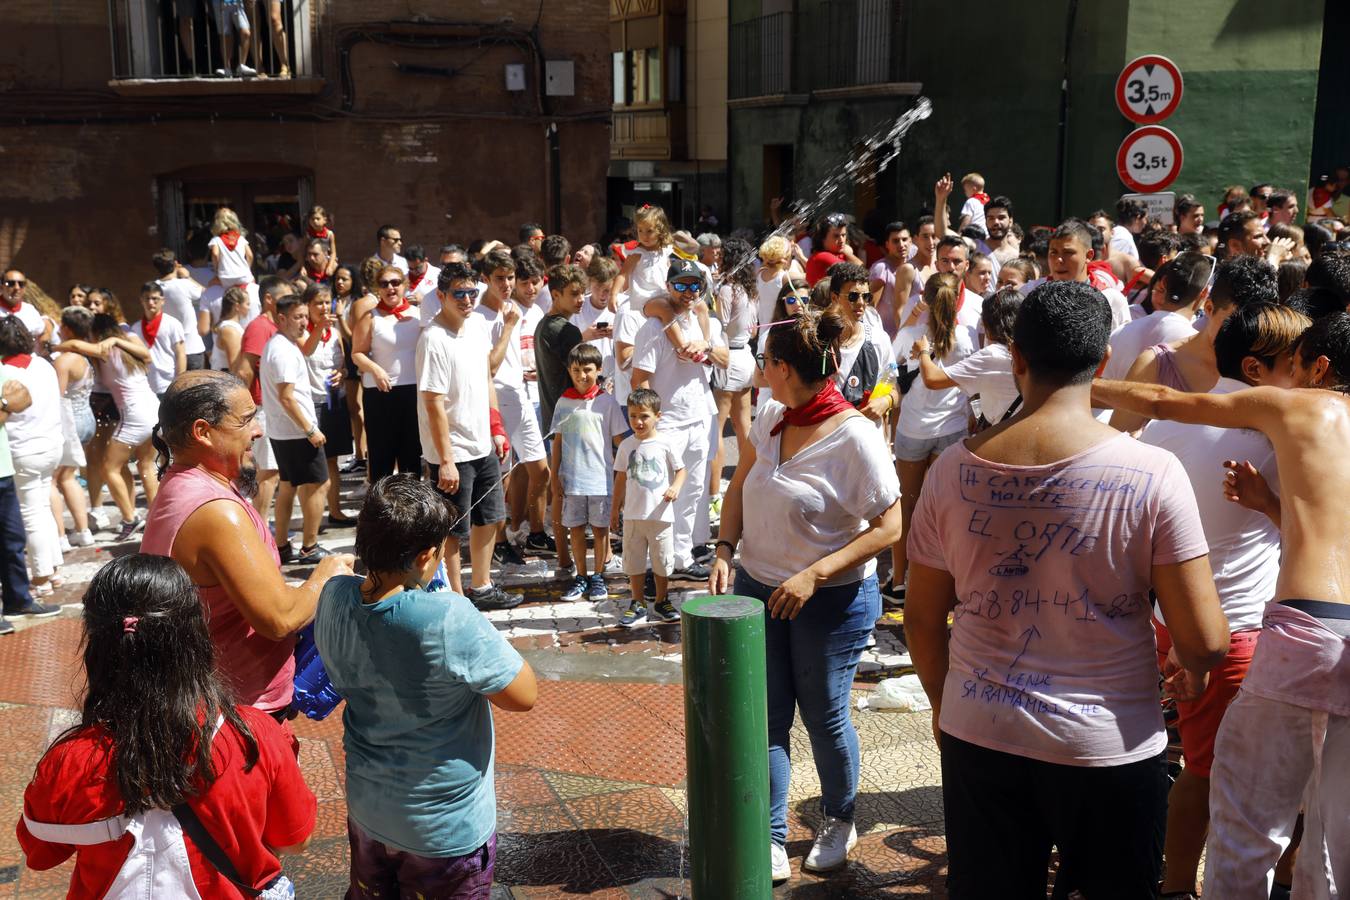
[709,308,903,882]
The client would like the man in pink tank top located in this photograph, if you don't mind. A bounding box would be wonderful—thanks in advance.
[141,370,353,723]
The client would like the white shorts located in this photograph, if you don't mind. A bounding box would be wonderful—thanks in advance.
[717,345,755,393]
[623,518,673,577]
[112,393,159,448]
[498,387,546,464]
[252,405,278,471]
[562,494,610,529]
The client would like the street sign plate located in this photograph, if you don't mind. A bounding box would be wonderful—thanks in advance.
[1120,191,1176,227]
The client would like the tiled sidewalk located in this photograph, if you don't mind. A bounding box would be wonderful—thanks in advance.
[0,529,949,897]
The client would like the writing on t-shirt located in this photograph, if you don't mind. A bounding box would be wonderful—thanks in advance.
[958,462,1154,511]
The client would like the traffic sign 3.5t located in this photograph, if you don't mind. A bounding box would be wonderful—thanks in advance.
[1116,126,1183,193]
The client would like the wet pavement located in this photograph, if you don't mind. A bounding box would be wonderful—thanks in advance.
[0,492,950,897]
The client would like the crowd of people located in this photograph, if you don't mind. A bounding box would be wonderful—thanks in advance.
[2,171,1348,898]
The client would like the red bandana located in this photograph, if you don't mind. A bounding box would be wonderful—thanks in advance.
[140,312,164,347]
[2,353,32,369]
[770,379,854,436]
[306,320,332,342]
[407,268,426,293]
[307,226,331,240]
[379,297,413,322]
[1123,268,1149,296]
[0,296,20,313]
[219,230,241,251]
[973,191,991,206]
[561,384,602,401]
[305,266,328,283]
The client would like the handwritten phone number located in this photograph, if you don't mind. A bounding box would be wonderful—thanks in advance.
[954,587,1149,623]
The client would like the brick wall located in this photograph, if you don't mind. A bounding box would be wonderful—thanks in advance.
[0,0,612,303]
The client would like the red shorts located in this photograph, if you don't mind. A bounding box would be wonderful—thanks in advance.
[1155,622,1260,777]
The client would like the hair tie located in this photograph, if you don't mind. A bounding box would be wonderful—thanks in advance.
[122,616,139,635]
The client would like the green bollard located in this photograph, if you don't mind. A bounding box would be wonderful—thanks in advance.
[682,594,771,899]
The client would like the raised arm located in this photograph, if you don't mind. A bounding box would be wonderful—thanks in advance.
[1093,379,1287,432]
[934,174,954,240]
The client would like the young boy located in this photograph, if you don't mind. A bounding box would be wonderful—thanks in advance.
[535,264,586,574]
[134,281,188,399]
[549,342,629,602]
[958,172,990,234]
[314,475,537,898]
[575,257,620,382]
[610,388,685,626]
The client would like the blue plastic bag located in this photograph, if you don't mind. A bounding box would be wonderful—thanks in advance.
[292,622,342,720]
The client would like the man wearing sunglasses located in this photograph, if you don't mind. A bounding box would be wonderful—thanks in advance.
[374,224,408,274]
[631,257,730,580]
[0,271,47,343]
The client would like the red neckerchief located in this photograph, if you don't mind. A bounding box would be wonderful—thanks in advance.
[304,266,328,283]
[1087,261,1119,292]
[957,285,969,314]
[219,230,241,251]
[307,226,331,240]
[140,312,164,347]
[407,268,426,293]
[1123,268,1149,295]
[2,353,32,369]
[0,295,21,312]
[973,191,991,206]
[562,384,602,400]
[379,296,412,322]
[771,379,853,436]
[306,320,332,342]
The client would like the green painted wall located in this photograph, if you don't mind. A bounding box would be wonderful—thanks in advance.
[729,0,1325,230]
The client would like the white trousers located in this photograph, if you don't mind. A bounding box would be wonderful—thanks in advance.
[13,443,63,578]
[1205,691,1349,899]
[662,420,709,569]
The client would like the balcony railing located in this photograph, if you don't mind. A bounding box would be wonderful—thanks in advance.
[729,12,792,98]
[729,0,901,99]
[106,0,314,82]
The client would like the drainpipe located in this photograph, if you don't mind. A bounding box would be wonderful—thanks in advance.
[1055,0,1080,222]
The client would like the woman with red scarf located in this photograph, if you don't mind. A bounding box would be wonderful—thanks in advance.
[708,308,902,883]
[351,265,422,481]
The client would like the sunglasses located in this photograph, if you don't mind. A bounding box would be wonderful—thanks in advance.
[845,290,873,303]
[451,288,477,300]
[784,294,807,306]
[2,279,25,288]
[378,278,404,288]
[670,281,704,293]
[754,352,771,370]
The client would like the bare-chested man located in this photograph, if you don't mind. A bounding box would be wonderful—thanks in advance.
[1092,311,1350,898]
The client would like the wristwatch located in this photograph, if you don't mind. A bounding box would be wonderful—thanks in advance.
[0,395,8,412]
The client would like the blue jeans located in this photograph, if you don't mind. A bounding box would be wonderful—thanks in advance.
[735,569,880,846]
[0,475,33,611]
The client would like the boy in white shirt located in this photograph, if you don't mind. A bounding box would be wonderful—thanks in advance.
[958,172,990,234]
[549,343,629,603]
[574,257,620,383]
[259,294,331,565]
[610,388,685,626]
[135,282,188,399]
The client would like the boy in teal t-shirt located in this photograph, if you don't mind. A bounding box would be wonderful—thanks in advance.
[315,475,537,895]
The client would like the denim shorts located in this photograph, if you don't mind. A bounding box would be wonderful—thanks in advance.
[893,428,965,463]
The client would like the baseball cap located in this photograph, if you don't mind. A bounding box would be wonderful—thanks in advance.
[668,256,701,280]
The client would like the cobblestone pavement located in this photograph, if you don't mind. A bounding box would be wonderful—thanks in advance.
[0,503,949,897]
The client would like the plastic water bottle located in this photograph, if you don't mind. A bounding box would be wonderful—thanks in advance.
[870,362,900,401]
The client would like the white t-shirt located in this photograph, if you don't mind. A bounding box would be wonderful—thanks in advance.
[305,327,344,403]
[572,297,617,378]
[894,323,976,439]
[0,303,45,340]
[613,434,681,523]
[471,300,527,400]
[259,333,317,441]
[406,265,441,306]
[1110,224,1139,259]
[944,342,1019,423]
[134,314,186,395]
[547,391,629,496]
[1103,309,1197,382]
[755,268,788,330]
[1102,286,1132,333]
[363,307,421,389]
[210,319,244,371]
[631,311,716,428]
[1,357,63,459]
[717,284,756,349]
[515,301,545,405]
[209,235,253,283]
[158,277,206,355]
[611,302,647,406]
[415,318,492,465]
[377,252,409,274]
[961,195,987,231]
[741,404,900,587]
[1138,377,1281,632]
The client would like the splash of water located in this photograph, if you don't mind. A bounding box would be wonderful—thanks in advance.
[720,96,934,289]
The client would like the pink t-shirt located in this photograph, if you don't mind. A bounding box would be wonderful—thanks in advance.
[141,465,292,712]
[907,432,1208,767]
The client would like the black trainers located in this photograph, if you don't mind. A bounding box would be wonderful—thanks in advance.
[114,516,144,542]
[296,544,333,565]
[494,541,528,566]
[652,598,680,622]
[340,457,367,473]
[524,531,555,554]
[618,603,645,627]
[5,600,61,619]
[880,581,906,607]
[644,570,657,602]
[469,584,524,611]
[691,543,714,563]
[674,562,711,581]
[278,543,294,564]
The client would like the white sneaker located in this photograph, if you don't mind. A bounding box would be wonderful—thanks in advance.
[236,63,257,77]
[88,509,110,532]
[59,535,72,553]
[69,529,95,547]
[770,842,790,882]
[802,816,856,872]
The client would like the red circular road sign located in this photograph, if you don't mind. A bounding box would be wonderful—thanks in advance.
[1115,55,1183,124]
[1117,126,1183,193]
